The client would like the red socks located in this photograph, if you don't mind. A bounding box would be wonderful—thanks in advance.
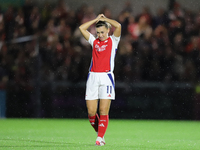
[97,115,109,138]
[89,114,109,138]
[88,113,99,132]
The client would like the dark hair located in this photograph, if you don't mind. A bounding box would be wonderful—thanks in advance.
[95,21,111,29]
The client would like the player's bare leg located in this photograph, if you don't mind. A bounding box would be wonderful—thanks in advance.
[95,99,111,146]
[86,99,98,116]
[99,99,111,115]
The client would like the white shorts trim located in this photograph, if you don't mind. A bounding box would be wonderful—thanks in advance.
[85,72,115,100]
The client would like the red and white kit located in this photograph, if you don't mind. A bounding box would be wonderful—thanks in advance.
[85,33,120,100]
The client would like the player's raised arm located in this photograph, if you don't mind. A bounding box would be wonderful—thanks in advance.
[98,14,121,37]
[79,14,103,41]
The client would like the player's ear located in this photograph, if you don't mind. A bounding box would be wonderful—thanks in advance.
[107,28,110,33]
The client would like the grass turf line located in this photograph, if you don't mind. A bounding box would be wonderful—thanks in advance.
[0,119,200,150]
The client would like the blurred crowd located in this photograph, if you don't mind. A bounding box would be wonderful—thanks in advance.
[1,0,200,90]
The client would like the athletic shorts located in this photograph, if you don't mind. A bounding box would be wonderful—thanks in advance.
[85,72,115,100]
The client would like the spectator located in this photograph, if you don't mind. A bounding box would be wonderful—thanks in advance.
[29,6,40,34]
[128,15,153,41]
[1,1,200,85]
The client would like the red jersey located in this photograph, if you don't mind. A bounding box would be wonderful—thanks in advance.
[88,33,120,72]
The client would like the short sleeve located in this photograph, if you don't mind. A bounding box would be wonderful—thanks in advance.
[111,34,120,45]
[88,33,96,46]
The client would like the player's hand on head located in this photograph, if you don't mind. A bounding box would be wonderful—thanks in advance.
[99,17,106,21]
[99,14,105,18]
[96,14,102,21]
[96,14,106,22]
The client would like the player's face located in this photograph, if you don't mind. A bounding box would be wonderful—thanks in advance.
[96,26,109,41]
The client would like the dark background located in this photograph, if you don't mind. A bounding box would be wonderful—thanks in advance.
[1,0,200,119]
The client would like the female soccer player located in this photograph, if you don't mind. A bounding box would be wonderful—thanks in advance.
[79,14,121,146]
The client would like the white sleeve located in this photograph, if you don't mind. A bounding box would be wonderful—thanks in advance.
[88,33,96,46]
[111,34,121,45]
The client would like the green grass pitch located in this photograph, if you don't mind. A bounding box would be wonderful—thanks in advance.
[0,119,200,150]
